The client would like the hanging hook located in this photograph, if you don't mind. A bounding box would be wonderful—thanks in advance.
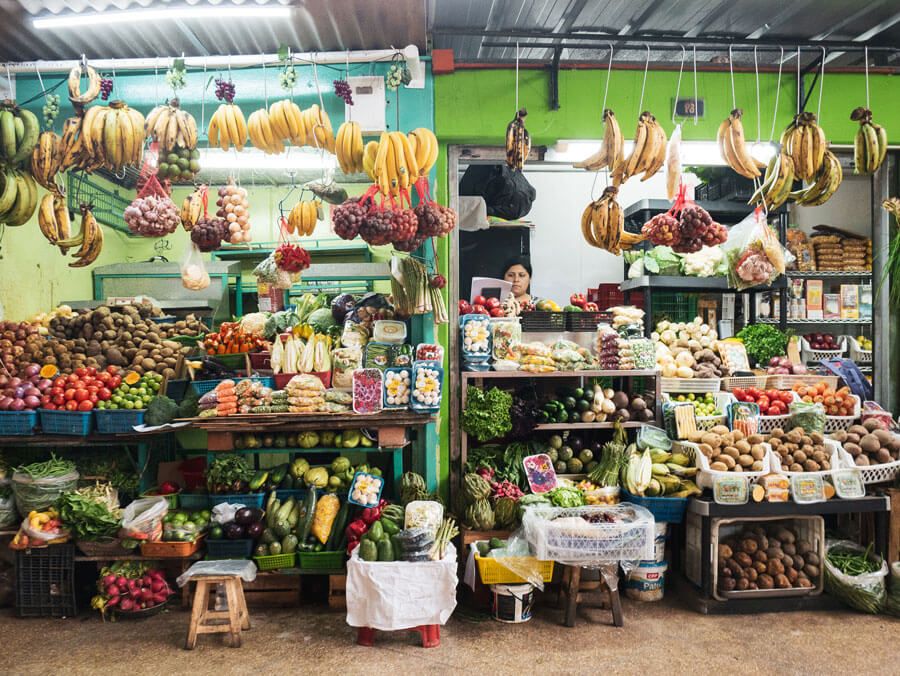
[154,57,159,107]
[865,46,870,110]
[515,41,520,111]
[34,62,45,96]
[753,46,761,142]
[637,43,650,114]
[728,44,736,110]
[601,43,613,115]
[796,46,801,114]
[262,53,267,109]
[672,45,686,124]
[201,56,207,128]
[817,46,825,120]
[692,45,698,126]
[769,47,783,142]
[81,54,87,67]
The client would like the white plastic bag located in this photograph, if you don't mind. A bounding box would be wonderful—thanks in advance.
[119,497,168,541]
[12,470,79,514]
[346,543,457,630]
[176,559,258,588]
[181,241,210,290]
[211,502,243,526]
[725,209,794,290]
[823,539,888,614]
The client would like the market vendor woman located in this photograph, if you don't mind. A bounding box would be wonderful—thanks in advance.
[502,256,534,305]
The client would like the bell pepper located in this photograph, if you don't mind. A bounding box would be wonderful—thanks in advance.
[584,302,599,312]
[346,519,368,540]
[570,293,586,309]
[361,505,381,525]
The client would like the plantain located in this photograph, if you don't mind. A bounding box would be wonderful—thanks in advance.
[641,119,668,181]
[68,64,101,105]
[38,193,59,244]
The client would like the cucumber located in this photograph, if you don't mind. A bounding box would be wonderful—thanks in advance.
[297,488,317,541]
[326,500,350,551]
[269,463,289,485]
[377,538,395,562]
[288,501,302,529]
[267,499,281,528]
[278,474,293,490]
[282,534,298,554]
[248,470,268,491]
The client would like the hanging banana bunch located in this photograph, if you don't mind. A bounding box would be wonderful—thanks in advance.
[573,109,623,171]
[0,101,39,168]
[611,111,667,185]
[180,185,207,231]
[749,152,796,210]
[851,107,887,175]
[581,186,643,255]
[408,127,438,176]
[208,102,248,152]
[67,63,101,106]
[373,131,419,197]
[780,112,828,182]
[143,98,198,154]
[30,131,64,197]
[335,121,364,174]
[287,200,320,236]
[0,169,38,227]
[718,108,763,179]
[790,150,842,207]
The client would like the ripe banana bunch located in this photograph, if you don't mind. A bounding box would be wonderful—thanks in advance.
[612,111,667,185]
[408,127,438,176]
[749,152,796,210]
[0,102,39,168]
[144,100,198,153]
[37,192,74,252]
[30,131,64,197]
[268,99,306,147]
[302,104,335,152]
[851,107,887,175]
[208,103,248,152]
[67,64,101,105]
[718,108,763,179]
[780,112,827,182]
[505,108,530,171]
[79,101,146,172]
[362,140,379,181]
[247,108,284,154]
[335,121,364,174]
[58,116,85,173]
[574,109,623,171]
[789,149,842,207]
[580,186,644,255]
[287,199,320,236]
[374,131,419,197]
[180,185,206,231]
[0,168,38,227]
[62,204,104,268]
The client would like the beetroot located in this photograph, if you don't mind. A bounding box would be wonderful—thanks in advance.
[102,574,117,587]
[105,595,120,608]
[152,593,169,605]
[116,576,128,588]
[150,580,165,593]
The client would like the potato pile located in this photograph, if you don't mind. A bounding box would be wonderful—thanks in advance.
[717,524,819,593]
[24,303,208,378]
[688,425,766,472]
[653,317,727,379]
[831,419,900,467]
[767,427,831,472]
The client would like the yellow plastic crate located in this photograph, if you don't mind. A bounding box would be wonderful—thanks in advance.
[474,551,554,585]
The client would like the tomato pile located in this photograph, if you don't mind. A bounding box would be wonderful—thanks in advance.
[459,295,503,317]
[203,321,266,355]
[40,366,122,412]
[732,387,794,416]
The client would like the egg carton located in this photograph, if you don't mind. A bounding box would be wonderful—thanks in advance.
[410,361,444,413]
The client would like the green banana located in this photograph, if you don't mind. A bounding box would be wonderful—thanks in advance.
[0,169,18,218]
[0,110,15,159]
[10,108,38,165]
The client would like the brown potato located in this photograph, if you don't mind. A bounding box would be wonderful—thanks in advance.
[767,559,785,576]
[750,445,766,461]
[741,539,759,555]
[738,454,755,468]
[709,461,728,472]
[753,561,767,574]
[758,573,775,589]
[718,544,733,560]
[795,576,812,588]
[735,577,750,591]
[719,577,737,591]
[735,439,752,454]
[734,552,753,568]
[804,564,820,579]
[720,454,736,469]
[745,566,758,582]
[753,550,768,564]
[775,573,792,589]
[784,566,799,584]
[782,543,796,556]
[722,446,741,460]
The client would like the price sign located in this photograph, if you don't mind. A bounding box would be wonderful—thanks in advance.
[674,97,704,119]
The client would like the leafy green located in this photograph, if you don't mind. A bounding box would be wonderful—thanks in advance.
[548,486,586,508]
[264,310,300,341]
[461,386,513,442]
[307,308,337,333]
[627,246,682,278]
[205,454,254,491]
[57,486,122,541]
[736,324,790,367]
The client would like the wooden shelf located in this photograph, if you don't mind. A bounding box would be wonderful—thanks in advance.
[462,369,658,379]
[186,411,435,432]
[534,421,646,431]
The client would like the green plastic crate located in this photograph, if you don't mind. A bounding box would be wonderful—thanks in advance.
[651,292,700,325]
[298,550,345,570]
[253,552,296,571]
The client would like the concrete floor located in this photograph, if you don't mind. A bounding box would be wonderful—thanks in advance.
[1,592,898,676]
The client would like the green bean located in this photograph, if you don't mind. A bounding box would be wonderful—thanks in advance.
[16,453,76,479]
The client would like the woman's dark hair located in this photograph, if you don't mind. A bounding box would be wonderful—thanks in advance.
[501,256,532,279]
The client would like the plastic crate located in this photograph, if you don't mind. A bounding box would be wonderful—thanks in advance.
[519,311,565,332]
[722,375,769,391]
[620,489,689,524]
[757,413,794,434]
[253,552,296,571]
[178,457,207,490]
[209,493,265,508]
[177,492,210,511]
[474,549,555,584]
[193,376,273,395]
[834,440,900,485]
[140,536,203,558]
[38,409,94,436]
[662,392,734,432]
[768,439,843,477]
[651,292,699,325]
[590,284,645,311]
[298,550,345,570]
[765,374,840,390]
[566,311,612,332]
[95,408,145,434]
[800,337,845,365]
[824,394,861,433]
[0,410,38,436]
[847,336,872,364]
[163,379,188,403]
[249,351,272,370]
[661,377,721,393]
[140,488,179,509]
[206,538,254,559]
[15,543,76,618]
[275,489,306,502]
[677,440,771,490]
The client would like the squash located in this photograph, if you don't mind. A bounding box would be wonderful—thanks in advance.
[124,371,141,386]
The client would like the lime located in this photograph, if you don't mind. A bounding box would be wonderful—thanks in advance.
[124,400,134,409]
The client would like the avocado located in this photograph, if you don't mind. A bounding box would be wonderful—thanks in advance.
[476,541,491,556]
[563,396,577,410]
[489,537,504,549]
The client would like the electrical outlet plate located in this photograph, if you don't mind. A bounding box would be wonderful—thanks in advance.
[346,76,386,135]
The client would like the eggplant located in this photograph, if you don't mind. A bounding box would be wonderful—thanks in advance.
[569,435,583,453]
[331,293,356,323]
[235,507,264,525]
[223,522,246,540]
[246,522,265,540]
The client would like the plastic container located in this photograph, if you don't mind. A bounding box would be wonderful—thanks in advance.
[768,438,844,479]
[15,544,76,618]
[678,438,772,491]
[140,488,180,510]
[178,492,210,511]
[847,336,873,364]
[206,538,254,559]
[474,550,555,585]
[625,561,667,601]
[790,474,827,503]
[348,471,384,507]
[801,337,845,365]
[410,361,443,413]
[832,470,866,499]
[363,342,395,370]
[0,410,38,436]
[383,367,412,409]
[835,444,900,485]
[178,457,207,490]
[298,550,345,570]
[140,536,203,558]
[583,486,621,505]
[713,475,750,504]
[519,310,565,332]
[459,314,492,360]
[489,583,535,623]
[373,319,407,344]
[661,392,734,432]
[209,493,265,508]
[38,409,94,436]
[249,351,272,370]
[490,316,521,361]
[95,409,146,434]
[722,375,769,391]
[566,310,612,332]
[415,343,444,363]
[824,394,861,433]
[253,552,296,571]
[352,369,384,414]
[193,376,273,396]
[766,374,839,391]
[652,522,668,562]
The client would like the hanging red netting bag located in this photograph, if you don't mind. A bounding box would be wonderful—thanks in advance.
[642,184,727,253]
[124,147,181,236]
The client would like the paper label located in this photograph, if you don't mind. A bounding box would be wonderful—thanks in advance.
[790,474,826,503]
[833,470,866,499]
[523,453,557,493]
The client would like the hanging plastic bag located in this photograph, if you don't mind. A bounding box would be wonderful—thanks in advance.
[725,208,794,290]
[12,470,79,515]
[119,497,168,542]
[252,254,280,284]
[823,539,888,614]
[181,240,210,290]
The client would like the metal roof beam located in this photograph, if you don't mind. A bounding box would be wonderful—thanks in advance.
[824,10,900,66]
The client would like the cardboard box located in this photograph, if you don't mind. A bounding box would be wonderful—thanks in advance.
[860,284,873,319]
[257,282,283,313]
[806,280,823,319]
[823,294,841,320]
[840,285,859,319]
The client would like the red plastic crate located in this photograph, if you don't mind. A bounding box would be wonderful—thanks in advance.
[588,284,645,312]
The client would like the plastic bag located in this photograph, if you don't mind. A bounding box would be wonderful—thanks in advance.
[181,241,210,290]
[252,254,279,284]
[12,470,78,515]
[790,401,826,434]
[119,497,168,541]
[20,514,68,543]
[0,493,16,529]
[176,559,257,588]
[725,209,794,290]
[823,539,887,614]
[885,561,900,617]
[211,502,242,526]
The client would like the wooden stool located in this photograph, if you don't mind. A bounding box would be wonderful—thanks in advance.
[185,575,250,649]
[357,625,440,648]
[559,565,623,628]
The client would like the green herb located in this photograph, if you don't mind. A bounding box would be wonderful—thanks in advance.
[205,454,254,492]
[16,454,76,479]
[735,324,790,367]
[56,485,122,541]
[548,486,585,508]
[461,386,513,442]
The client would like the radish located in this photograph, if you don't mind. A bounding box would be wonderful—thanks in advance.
[150,580,165,593]
[105,595,120,608]
[148,569,165,581]
[106,585,120,597]
[141,574,152,586]
[116,576,128,588]
[119,598,134,611]
[141,588,154,602]
[102,574,117,587]
[152,593,168,604]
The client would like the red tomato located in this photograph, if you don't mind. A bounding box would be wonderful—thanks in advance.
[733,387,746,402]
[779,391,794,404]
[489,307,505,317]
[67,373,79,384]
[43,403,57,410]
[88,393,98,404]
[458,300,472,315]
[109,376,122,389]
[757,395,770,409]
[765,389,779,401]
[40,395,52,406]
[747,387,762,399]
[86,367,97,377]
[471,304,488,315]
[54,377,67,389]
[473,295,487,306]
[52,394,65,406]
[106,366,118,375]
[50,387,63,397]
[76,399,94,412]
[74,389,89,402]
[485,297,501,309]
[64,388,76,401]
[97,372,111,384]
[87,385,99,394]
[65,400,78,411]
[98,388,111,401]
[74,367,87,378]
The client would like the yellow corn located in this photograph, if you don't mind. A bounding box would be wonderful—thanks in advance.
[311,494,340,544]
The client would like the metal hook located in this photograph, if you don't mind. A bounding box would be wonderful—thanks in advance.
[637,43,650,114]
[817,46,825,120]
[601,43,613,117]
[728,44,736,110]
[769,46,784,142]
[692,45,698,126]
[672,45,686,124]
[262,53,267,109]
[796,46,801,114]
[754,46,760,141]
[865,46,870,109]
[34,62,45,95]
[515,41,520,111]
[81,54,87,67]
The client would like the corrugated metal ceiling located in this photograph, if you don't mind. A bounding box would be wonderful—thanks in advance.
[0,0,426,61]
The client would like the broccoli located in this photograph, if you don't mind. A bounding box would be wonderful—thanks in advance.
[177,388,200,419]
[145,395,179,427]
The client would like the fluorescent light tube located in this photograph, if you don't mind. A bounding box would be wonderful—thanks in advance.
[34,5,291,29]
[198,148,336,171]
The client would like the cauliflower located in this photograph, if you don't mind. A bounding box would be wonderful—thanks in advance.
[683,245,724,277]
[239,312,268,335]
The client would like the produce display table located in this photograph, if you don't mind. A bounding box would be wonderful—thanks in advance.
[682,495,891,615]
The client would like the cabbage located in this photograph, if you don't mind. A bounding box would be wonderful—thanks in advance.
[308,308,337,333]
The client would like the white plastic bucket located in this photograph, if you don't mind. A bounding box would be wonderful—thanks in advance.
[652,522,668,563]
[625,562,668,602]
[489,583,534,623]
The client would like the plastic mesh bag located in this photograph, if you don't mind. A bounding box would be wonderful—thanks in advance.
[823,539,887,614]
[12,470,78,514]
[725,209,794,290]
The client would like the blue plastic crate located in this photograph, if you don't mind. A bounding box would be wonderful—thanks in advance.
[95,409,145,434]
[206,538,254,559]
[0,410,38,436]
[621,489,689,524]
[39,409,94,436]
[209,493,265,508]
[178,493,211,511]
[275,489,306,502]
[193,376,274,396]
